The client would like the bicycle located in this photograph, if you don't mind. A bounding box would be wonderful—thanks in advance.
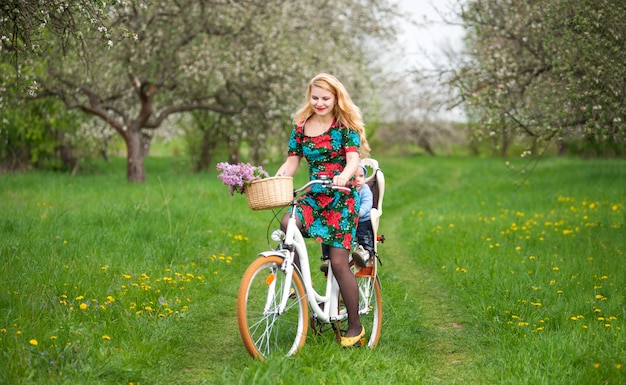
[237,177,383,360]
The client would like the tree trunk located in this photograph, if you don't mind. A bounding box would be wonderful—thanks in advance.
[500,127,510,157]
[126,129,146,183]
[418,135,436,156]
[557,138,568,156]
[141,132,152,157]
[196,130,219,172]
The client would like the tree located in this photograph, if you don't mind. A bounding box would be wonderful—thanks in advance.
[27,0,396,182]
[446,0,626,156]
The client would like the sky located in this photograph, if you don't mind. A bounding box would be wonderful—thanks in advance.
[391,0,464,71]
[381,0,466,120]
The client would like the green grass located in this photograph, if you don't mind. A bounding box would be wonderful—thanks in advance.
[0,155,624,384]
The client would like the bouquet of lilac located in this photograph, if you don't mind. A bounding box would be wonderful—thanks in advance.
[216,162,270,195]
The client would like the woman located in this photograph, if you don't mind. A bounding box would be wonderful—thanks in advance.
[276,73,370,347]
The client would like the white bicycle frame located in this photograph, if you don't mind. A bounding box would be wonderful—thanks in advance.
[259,181,347,323]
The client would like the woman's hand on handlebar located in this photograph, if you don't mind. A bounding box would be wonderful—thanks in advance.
[331,174,352,192]
[332,175,349,187]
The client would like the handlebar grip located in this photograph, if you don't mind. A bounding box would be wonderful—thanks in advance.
[333,186,351,192]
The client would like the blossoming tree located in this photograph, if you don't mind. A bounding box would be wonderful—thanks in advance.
[28,0,396,182]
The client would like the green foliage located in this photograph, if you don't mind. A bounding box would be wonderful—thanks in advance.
[0,155,624,384]
[0,94,84,172]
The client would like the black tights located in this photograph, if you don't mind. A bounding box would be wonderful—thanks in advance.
[281,213,362,337]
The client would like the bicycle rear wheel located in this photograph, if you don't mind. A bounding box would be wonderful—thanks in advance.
[237,255,309,359]
[355,271,382,348]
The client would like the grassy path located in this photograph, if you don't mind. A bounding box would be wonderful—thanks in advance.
[378,155,483,384]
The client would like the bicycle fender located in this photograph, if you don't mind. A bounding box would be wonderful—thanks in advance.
[258,250,289,259]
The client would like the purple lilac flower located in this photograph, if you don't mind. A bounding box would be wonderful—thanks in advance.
[216,162,269,195]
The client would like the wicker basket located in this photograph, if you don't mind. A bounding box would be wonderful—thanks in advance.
[244,176,293,210]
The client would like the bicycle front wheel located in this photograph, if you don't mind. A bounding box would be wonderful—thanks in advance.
[237,255,309,360]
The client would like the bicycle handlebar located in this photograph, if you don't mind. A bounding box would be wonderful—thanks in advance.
[294,179,351,195]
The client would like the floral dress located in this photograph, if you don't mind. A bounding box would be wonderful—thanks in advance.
[288,119,361,250]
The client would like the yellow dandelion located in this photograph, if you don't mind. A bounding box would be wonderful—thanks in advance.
[29,339,38,346]
[611,205,618,211]
[102,334,111,341]
[75,295,84,300]
[79,303,88,310]
[594,363,600,369]
[50,336,57,340]
[616,364,622,370]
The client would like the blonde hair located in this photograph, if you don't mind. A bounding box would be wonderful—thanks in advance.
[294,73,371,157]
